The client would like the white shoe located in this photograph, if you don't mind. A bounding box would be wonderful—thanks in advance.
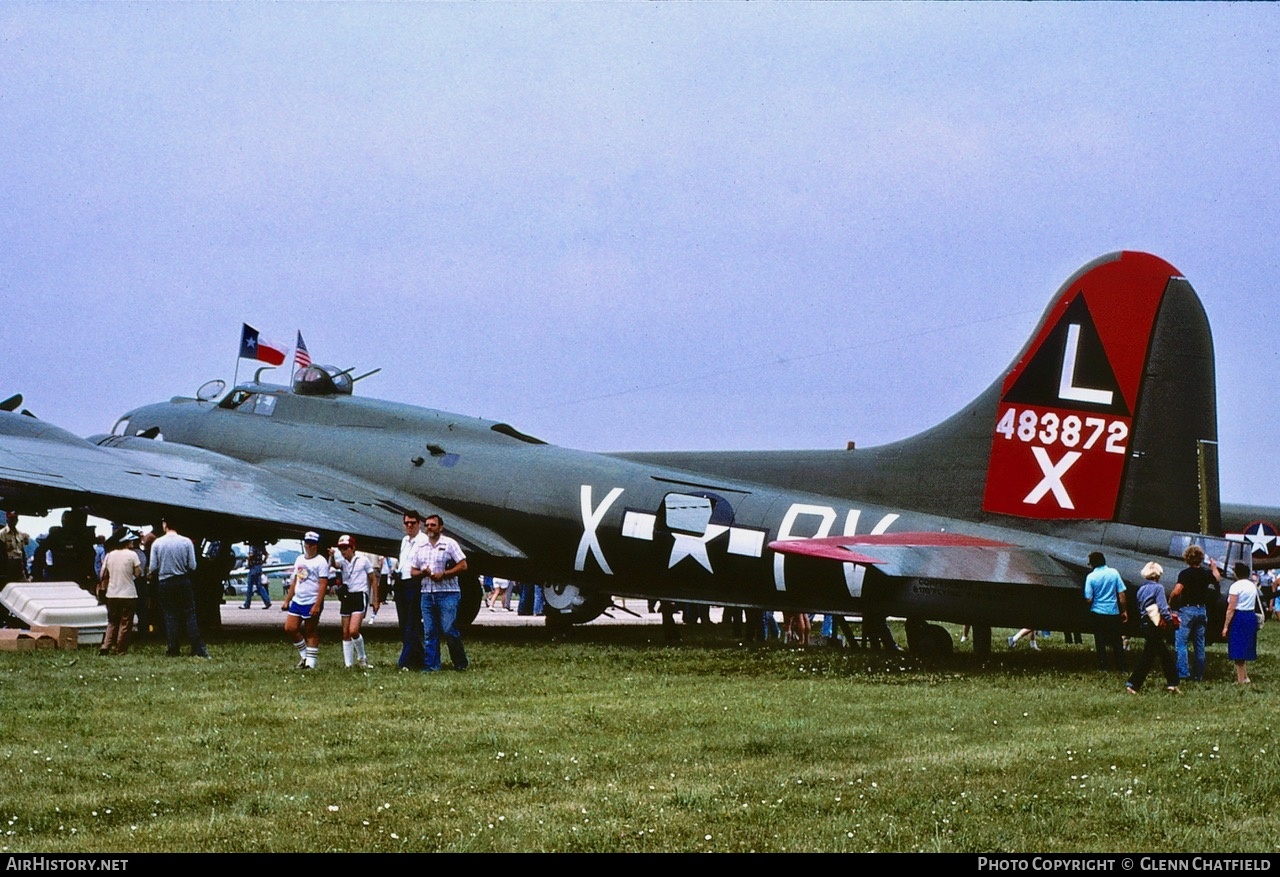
[1007,635,1016,649]
[1030,642,1040,651]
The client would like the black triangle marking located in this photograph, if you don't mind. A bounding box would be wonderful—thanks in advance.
[1003,293,1130,416]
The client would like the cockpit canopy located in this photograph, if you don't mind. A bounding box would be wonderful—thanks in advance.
[292,365,354,397]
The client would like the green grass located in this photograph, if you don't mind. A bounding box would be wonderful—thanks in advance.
[0,620,1275,852]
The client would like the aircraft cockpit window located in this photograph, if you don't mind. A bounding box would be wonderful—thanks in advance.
[219,389,253,410]
[111,417,130,437]
[1168,534,1250,573]
[219,391,278,416]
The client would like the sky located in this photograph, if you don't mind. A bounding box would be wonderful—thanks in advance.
[3,2,1280,528]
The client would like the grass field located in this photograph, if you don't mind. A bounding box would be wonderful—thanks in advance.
[0,617,1275,853]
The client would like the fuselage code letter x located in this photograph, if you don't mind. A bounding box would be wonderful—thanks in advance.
[575,485,623,575]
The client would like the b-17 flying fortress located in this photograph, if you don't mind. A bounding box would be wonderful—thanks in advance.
[0,251,1273,655]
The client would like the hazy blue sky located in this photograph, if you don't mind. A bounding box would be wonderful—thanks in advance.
[4,3,1279,518]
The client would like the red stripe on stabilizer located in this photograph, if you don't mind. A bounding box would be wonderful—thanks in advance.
[797,531,1013,547]
[768,531,1013,563]
[768,542,885,563]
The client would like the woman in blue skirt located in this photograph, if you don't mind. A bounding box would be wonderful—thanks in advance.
[1222,562,1262,685]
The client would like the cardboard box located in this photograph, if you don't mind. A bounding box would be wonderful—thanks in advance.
[0,626,77,651]
[29,625,77,650]
[0,629,42,651]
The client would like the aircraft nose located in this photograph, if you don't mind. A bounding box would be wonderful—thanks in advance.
[111,403,175,439]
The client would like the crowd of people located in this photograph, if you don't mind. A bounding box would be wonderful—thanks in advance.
[1089,546,1267,693]
[0,509,1274,683]
[1,510,213,659]
[262,510,474,672]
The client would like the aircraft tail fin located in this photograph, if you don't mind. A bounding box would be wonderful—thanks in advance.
[980,251,1217,532]
[855,252,1217,532]
[620,252,1220,535]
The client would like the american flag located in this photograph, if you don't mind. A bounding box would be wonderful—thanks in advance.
[294,331,312,369]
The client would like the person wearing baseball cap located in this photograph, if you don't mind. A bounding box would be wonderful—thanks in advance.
[98,530,143,655]
[283,531,329,669]
[332,534,377,669]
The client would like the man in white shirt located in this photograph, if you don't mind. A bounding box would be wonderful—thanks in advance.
[395,512,428,670]
[411,514,469,672]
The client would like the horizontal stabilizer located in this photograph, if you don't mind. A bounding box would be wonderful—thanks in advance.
[770,531,1013,561]
[769,531,1078,586]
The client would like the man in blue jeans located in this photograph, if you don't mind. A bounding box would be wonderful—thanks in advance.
[240,541,271,609]
[1169,544,1221,682]
[411,514,469,672]
[150,518,209,659]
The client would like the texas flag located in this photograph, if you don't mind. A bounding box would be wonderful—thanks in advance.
[239,324,287,366]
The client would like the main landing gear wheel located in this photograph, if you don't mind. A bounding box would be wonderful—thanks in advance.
[905,620,954,659]
[457,577,483,627]
[542,583,611,626]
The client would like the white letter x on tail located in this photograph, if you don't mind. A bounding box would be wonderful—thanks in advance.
[1023,447,1080,509]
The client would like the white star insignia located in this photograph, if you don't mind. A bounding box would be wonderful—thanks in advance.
[668,524,729,572]
[1244,523,1276,556]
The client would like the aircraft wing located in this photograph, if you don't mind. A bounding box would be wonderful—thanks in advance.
[768,532,1080,587]
[0,414,525,557]
[252,459,527,558]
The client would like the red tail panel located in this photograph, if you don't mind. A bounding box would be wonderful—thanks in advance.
[982,252,1181,521]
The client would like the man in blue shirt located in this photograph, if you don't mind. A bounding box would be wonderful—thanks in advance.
[1084,551,1128,672]
[150,518,209,659]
